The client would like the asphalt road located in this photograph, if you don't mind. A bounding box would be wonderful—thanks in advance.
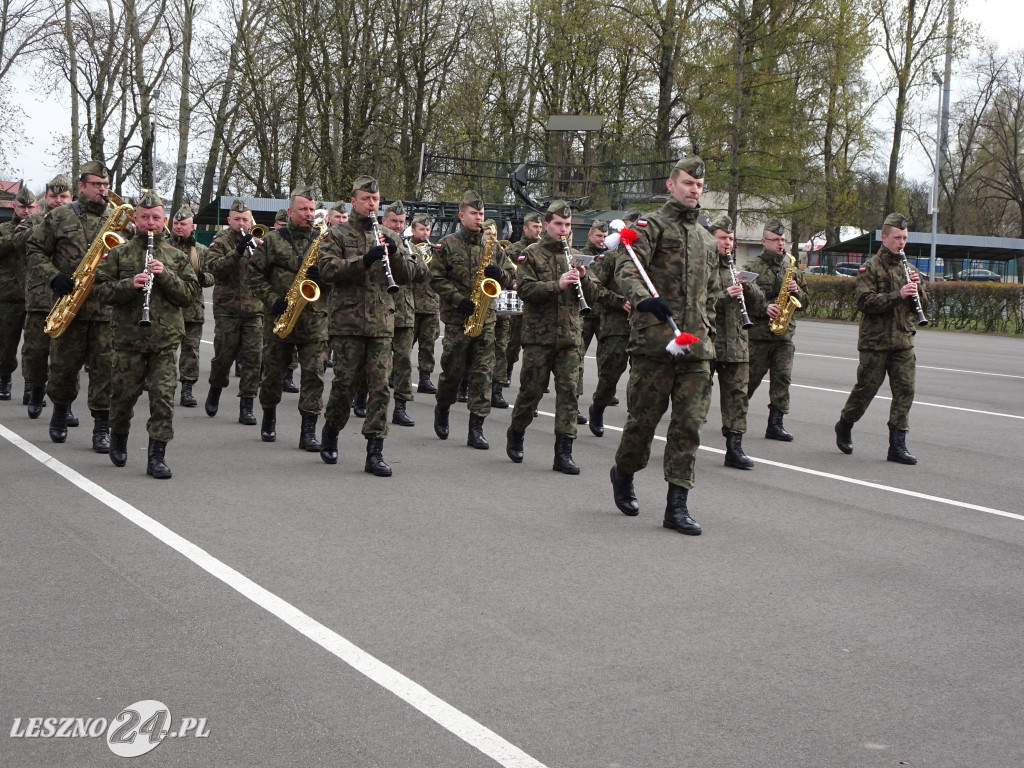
[2,316,1023,767]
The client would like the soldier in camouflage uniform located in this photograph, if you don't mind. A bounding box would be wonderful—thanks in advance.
[502,212,542,383]
[317,175,414,476]
[586,236,632,437]
[168,205,213,407]
[204,198,264,425]
[573,219,607,424]
[835,213,927,465]
[93,191,199,478]
[609,156,722,536]
[742,218,809,441]
[383,201,425,427]
[707,214,766,469]
[486,219,513,409]
[327,203,348,227]
[26,160,116,452]
[0,186,36,401]
[410,213,440,394]
[429,191,515,449]
[506,201,594,473]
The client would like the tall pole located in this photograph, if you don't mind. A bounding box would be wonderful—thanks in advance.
[929,72,942,283]
[151,88,161,192]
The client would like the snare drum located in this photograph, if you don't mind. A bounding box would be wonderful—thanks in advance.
[495,290,523,316]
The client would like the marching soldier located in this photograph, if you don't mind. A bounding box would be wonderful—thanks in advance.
[247,185,328,450]
[835,213,927,464]
[505,201,593,473]
[273,206,300,392]
[26,160,115,452]
[93,190,199,478]
[707,214,766,469]
[204,198,264,425]
[317,175,414,475]
[429,190,515,449]
[327,203,348,227]
[410,213,440,394]
[742,218,809,441]
[487,219,512,409]
[273,208,288,229]
[586,230,632,437]
[574,219,608,424]
[0,186,36,401]
[168,205,214,407]
[502,212,542,385]
[608,156,721,535]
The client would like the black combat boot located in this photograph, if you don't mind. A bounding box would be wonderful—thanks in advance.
[610,465,639,516]
[664,485,702,535]
[234,359,241,377]
[239,396,257,425]
[457,379,469,402]
[887,427,917,465]
[325,350,333,368]
[505,365,513,387]
[364,437,392,477]
[610,394,620,406]
[434,404,450,440]
[467,413,488,449]
[352,392,367,418]
[320,421,340,464]
[179,380,197,407]
[506,426,525,463]
[261,407,277,442]
[724,432,754,469]
[835,418,853,454]
[417,370,437,394]
[146,437,172,478]
[91,410,110,453]
[27,385,45,418]
[765,406,793,441]
[283,368,299,393]
[66,406,79,427]
[23,381,32,405]
[109,432,128,467]
[588,404,605,437]
[491,381,508,409]
[205,386,222,417]
[299,412,320,451]
[49,403,69,443]
[0,376,10,400]
[576,410,587,425]
[392,399,415,427]
[553,435,580,475]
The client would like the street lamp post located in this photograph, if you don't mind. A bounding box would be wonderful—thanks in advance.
[929,72,942,283]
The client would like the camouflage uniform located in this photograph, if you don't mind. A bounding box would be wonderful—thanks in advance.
[93,231,199,441]
[391,242,430,403]
[0,200,30,385]
[503,233,539,374]
[168,232,213,382]
[17,210,53,396]
[576,239,604,397]
[589,247,631,408]
[411,239,440,373]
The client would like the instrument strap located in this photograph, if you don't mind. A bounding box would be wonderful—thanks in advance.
[276,227,314,275]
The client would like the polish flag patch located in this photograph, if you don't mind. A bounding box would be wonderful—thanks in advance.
[637,220,648,227]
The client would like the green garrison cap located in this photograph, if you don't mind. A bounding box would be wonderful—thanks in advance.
[137,189,163,210]
[290,183,316,202]
[46,174,72,194]
[79,160,108,179]
[461,190,484,210]
[412,213,432,226]
[523,212,543,224]
[275,208,288,223]
[331,202,346,213]
[708,213,733,234]
[229,198,251,213]
[14,186,34,206]
[763,217,785,236]
[173,205,193,221]
[883,212,909,230]
[546,200,572,218]
[388,200,406,216]
[590,219,608,233]
[673,156,705,178]
[352,175,378,194]
[483,218,496,229]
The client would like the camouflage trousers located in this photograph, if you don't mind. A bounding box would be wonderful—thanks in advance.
[209,314,262,397]
[324,335,392,439]
[511,344,581,438]
[712,360,750,436]
[505,315,522,370]
[413,312,439,372]
[391,325,415,402]
[841,348,916,431]
[178,321,204,382]
[591,334,629,408]
[437,321,495,417]
[615,355,711,489]
[492,316,511,382]
[747,338,794,413]
[576,313,600,396]
[46,317,112,410]
[259,334,326,413]
[20,310,50,389]
[0,302,25,377]
[109,345,179,442]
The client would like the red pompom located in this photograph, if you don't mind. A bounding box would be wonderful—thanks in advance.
[619,228,639,246]
[675,332,700,346]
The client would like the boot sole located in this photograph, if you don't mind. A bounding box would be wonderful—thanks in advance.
[553,464,580,475]
[663,521,702,535]
[724,458,754,469]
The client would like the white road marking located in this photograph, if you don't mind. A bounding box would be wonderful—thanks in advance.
[797,352,1024,379]
[788,383,1024,420]
[0,424,549,768]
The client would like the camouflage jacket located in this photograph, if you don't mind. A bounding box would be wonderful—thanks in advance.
[317,212,413,338]
[430,227,515,326]
[713,251,767,362]
[169,233,214,323]
[0,215,28,303]
[614,200,721,361]
[517,233,596,349]
[26,195,113,321]
[393,239,429,328]
[16,211,50,311]
[856,245,930,352]
[93,231,199,351]
[741,248,810,343]
[588,248,630,339]
[505,235,537,290]
[411,239,440,314]
[206,226,263,318]
[247,222,329,344]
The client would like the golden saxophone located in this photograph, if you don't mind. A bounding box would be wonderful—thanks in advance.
[272,218,327,338]
[768,260,801,336]
[44,192,134,338]
[463,224,502,338]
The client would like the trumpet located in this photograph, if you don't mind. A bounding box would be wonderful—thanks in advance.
[139,231,154,327]
[241,223,267,256]
[899,249,929,327]
[368,210,400,294]
[560,236,591,315]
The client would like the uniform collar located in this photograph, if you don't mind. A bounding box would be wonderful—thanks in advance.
[760,248,784,266]
[350,211,374,232]
[134,229,164,244]
[170,232,194,247]
[662,198,702,224]
[287,221,312,239]
[878,245,901,264]
[460,227,483,246]
[78,194,107,216]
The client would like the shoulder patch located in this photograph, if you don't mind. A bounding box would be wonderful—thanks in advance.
[637,220,647,227]
[517,254,526,262]
[597,253,605,259]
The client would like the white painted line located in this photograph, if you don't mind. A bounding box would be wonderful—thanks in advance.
[797,352,1024,379]
[0,424,549,768]
[788,383,1024,420]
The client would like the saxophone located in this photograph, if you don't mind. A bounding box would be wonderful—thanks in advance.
[272,220,327,338]
[44,192,134,338]
[768,260,802,336]
[463,224,502,338]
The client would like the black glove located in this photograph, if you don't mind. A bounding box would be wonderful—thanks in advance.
[51,274,75,296]
[196,270,207,284]
[484,264,502,280]
[457,298,475,316]
[270,298,288,316]
[636,297,673,322]
[305,264,320,282]
[363,246,384,266]
[235,233,253,256]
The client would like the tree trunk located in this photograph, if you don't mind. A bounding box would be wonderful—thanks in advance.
[66,0,80,179]
[172,0,194,213]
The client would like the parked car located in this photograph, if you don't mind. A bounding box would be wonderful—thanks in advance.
[954,269,1002,282]
[833,261,861,277]
[803,265,830,275]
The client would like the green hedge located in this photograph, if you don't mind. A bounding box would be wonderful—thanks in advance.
[802,276,1024,335]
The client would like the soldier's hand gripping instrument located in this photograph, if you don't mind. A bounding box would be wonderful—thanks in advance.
[899,249,929,327]
[139,231,154,327]
[560,235,591,316]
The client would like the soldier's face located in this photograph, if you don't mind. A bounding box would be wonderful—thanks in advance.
[13,202,31,218]
[172,217,194,237]
[383,213,405,232]
[459,207,484,231]
[227,211,252,232]
[762,232,786,256]
[544,214,572,240]
[327,210,345,226]
[715,230,734,255]
[588,229,606,249]
[135,206,166,234]
[666,170,703,208]
[351,190,380,217]
[881,227,908,252]
[29,201,41,214]
[522,221,542,239]
[289,195,316,227]
[45,190,73,208]
[78,175,110,204]
[412,222,430,240]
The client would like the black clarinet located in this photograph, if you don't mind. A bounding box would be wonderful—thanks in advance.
[899,249,929,327]
[560,236,591,315]
[369,210,400,294]
[727,248,753,329]
[139,231,154,327]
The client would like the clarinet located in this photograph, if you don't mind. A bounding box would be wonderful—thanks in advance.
[727,248,753,329]
[899,249,929,327]
[368,210,400,294]
[560,236,591,315]
[139,231,154,327]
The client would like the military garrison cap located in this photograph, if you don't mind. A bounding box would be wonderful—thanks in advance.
[387,200,406,216]
[412,213,432,226]
[290,183,316,202]
[708,213,733,234]
[763,217,785,235]
[173,205,193,221]
[79,160,108,179]
[883,212,909,230]
[331,202,347,213]
[229,198,251,213]
[14,186,34,206]
[523,212,543,224]
[590,219,609,233]
[137,189,163,210]
[352,176,378,194]
[483,218,496,230]
[46,174,72,194]
[673,156,705,178]
[461,190,484,210]
[275,208,289,223]
[546,200,572,218]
